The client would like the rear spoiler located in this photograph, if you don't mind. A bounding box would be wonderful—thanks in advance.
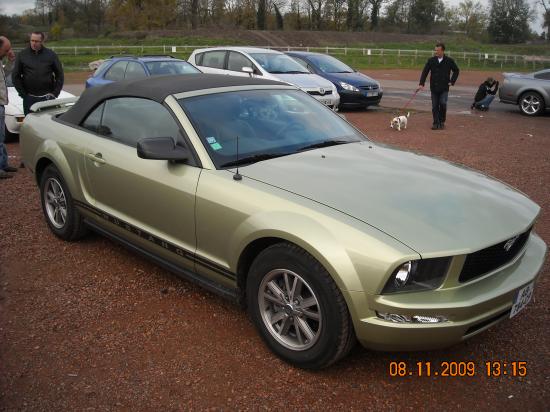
[30,97,79,113]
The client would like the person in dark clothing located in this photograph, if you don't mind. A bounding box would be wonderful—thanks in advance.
[12,32,64,115]
[471,77,499,111]
[418,42,460,130]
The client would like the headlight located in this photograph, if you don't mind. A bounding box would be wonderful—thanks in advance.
[381,257,451,294]
[339,82,360,92]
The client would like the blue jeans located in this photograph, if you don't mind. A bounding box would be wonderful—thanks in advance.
[0,105,8,170]
[475,95,495,108]
[431,91,448,125]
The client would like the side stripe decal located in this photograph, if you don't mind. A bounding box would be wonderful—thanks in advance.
[74,200,236,280]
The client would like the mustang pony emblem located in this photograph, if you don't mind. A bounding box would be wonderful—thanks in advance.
[504,236,519,252]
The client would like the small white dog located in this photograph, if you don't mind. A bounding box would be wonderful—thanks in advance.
[390,112,410,131]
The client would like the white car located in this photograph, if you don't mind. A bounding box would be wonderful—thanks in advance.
[4,73,74,141]
[188,47,340,110]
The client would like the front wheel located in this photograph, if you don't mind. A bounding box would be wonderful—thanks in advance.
[39,165,88,241]
[247,243,355,369]
[519,91,544,116]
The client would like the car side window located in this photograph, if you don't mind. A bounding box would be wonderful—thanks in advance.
[98,98,182,148]
[228,52,253,72]
[195,52,204,65]
[202,51,227,69]
[534,71,550,80]
[289,56,313,73]
[125,61,147,80]
[104,61,129,81]
[81,103,105,133]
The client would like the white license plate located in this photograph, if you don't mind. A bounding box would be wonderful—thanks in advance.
[510,282,534,318]
[366,91,378,97]
[320,99,331,105]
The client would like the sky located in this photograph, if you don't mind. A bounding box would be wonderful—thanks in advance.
[0,0,546,33]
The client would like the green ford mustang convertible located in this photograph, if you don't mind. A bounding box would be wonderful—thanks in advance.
[20,74,547,369]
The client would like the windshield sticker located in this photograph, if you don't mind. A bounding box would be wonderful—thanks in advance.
[206,136,217,144]
[210,142,222,151]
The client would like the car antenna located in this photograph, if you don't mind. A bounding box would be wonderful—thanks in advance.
[233,135,242,181]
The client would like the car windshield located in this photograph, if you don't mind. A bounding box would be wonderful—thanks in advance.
[307,55,354,73]
[249,53,309,74]
[179,89,366,169]
[145,61,201,75]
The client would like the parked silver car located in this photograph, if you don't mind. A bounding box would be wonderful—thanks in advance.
[499,68,550,116]
[188,47,340,110]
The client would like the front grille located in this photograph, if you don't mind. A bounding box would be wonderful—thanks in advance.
[459,227,532,283]
[307,90,333,96]
[359,85,379,91]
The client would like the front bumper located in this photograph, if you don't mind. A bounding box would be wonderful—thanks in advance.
[339,90,383,107]
[346,233,547,351]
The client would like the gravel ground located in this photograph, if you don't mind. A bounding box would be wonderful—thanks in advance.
[1,93,549,411]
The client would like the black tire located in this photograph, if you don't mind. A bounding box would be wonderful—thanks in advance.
[247,242,355,369]
[39,164,88,241]
[519,91,544,116]
[4,127,18,143]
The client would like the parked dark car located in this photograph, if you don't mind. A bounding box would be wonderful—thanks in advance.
[286,51,382,109]
[86,55,201,88]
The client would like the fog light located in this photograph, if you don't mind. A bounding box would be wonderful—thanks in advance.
[376,311,448,324]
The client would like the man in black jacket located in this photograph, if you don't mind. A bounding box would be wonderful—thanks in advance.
[12,32,64,115]
[418,43,459,130]
[471,77,499,111]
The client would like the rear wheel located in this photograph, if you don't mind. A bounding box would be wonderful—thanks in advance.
[39,165,88,241]
[519,91,544,116]
[247,242,355,369]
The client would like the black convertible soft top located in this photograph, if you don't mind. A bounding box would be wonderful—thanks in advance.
[59,74,287,125]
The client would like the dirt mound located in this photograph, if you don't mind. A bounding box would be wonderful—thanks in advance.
[111,28,444,47]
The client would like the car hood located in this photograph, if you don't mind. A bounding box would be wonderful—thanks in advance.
[240,142,539,256]
[273,73,335,89]
[323,71,378,86]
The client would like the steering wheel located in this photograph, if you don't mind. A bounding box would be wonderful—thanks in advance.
[274,122,306,140]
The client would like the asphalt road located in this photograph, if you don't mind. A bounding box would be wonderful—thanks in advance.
[64,79,516,116]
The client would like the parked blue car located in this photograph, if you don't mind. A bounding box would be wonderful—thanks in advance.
[286,52,382,110]
[86,56,201,88]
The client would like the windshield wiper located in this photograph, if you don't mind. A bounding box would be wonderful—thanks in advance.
[220,153,288,168]
[296,140,351,152]
[283,71,309,74]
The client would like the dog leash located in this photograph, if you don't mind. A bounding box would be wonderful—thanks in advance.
[398,89,419,114]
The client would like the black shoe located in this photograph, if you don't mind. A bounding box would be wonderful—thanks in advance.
[0,170,13,179]
[439,123,445,130]
[431,123,439,130]
[3,166,18,173]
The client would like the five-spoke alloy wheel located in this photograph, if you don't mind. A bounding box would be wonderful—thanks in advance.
[519,91,544,116]
[39,165,87,241]
[247,242,355,369]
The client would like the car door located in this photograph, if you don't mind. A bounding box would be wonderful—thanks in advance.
[124,61,148,80]
[195,50,228,75]
[100,60,128,85]
[80,97,201,271]
[226,51,258,78]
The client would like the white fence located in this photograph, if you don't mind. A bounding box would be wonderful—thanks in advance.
[17,44,549,70]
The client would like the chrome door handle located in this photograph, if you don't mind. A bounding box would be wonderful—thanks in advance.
[86,152,106,164]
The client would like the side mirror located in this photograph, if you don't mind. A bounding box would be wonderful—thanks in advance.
[242,66,254,77]
[137,137,189,161]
